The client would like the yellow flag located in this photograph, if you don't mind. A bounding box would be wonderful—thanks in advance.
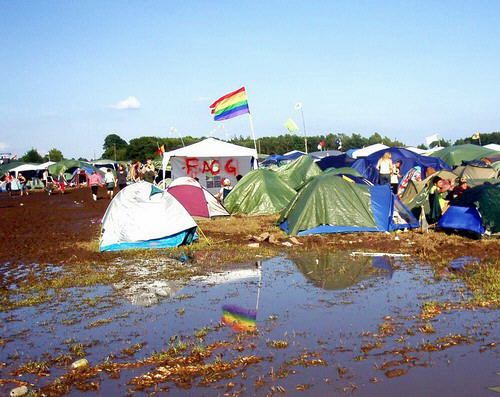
[284,118,299,133]
[471,132,480,140]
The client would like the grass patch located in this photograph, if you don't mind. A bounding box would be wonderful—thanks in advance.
[462,261,500,307]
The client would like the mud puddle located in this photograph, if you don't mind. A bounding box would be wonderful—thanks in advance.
[0,252,498,396]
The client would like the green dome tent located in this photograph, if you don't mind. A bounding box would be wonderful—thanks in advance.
[275,155,321,190]
[48,160,103,179]
[323,167,363,177]
[224,169,296,215]
[431,144,499,167]
[279,174,418,236]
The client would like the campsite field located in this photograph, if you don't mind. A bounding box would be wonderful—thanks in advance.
[0,188,499,396]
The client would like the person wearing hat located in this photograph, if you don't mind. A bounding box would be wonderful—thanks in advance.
[216,178,233,204]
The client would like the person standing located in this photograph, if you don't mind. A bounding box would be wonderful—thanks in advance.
[3,172,13,196]
[57,171,67,194]
[88,171,102,201]
[390,160,402,194]
[104,168,116,199]
[116,164,128,190]
[215,178,233,204]
[17,173,29,196]
[376,152,393,185]
[142,158,156,183]
[42,169,49,188]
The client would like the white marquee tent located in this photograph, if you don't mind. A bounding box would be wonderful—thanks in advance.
[351,144,389,158]
[162,138,258,193]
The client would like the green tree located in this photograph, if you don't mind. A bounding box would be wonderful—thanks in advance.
[22,148,43,163]
[44,148,63,162]
[102,133,128,160]
[455,132,500,146]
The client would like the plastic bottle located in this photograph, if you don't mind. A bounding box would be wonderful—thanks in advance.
[10,385,28,397]
[71,358,89,369]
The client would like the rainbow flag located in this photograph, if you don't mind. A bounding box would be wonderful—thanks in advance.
[210,87,250,121]
[221,304,257,332]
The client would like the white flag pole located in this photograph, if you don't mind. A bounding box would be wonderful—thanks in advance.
[248,113,259,169]
[295,102,308,153]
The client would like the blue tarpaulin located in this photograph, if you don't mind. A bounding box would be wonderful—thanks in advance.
[438,206,485,235]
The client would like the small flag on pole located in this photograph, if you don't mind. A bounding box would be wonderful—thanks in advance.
[156,144,165,156]
[425,133,440,146]
[210,87,250,121]
[471,132,480,140]
[284,118,299,133]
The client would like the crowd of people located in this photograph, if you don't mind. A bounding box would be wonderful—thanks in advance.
[0,158,163,201]
[375,152,470,223]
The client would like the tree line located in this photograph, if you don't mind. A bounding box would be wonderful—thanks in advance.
[19,131,500,163]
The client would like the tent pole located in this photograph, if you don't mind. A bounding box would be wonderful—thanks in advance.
[197,225,211,245]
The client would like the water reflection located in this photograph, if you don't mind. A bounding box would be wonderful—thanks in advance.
[371,256,395,278]
[292,252,395,290]
[449,256,481,271]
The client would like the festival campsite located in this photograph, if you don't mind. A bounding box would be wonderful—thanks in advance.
[2,4,500,393]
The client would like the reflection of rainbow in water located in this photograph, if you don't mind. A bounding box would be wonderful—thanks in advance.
[221,304,257,332]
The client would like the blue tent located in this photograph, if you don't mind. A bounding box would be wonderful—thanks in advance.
[437,184,500,235]
[261,151,305,166]
[352,147,451,184]
[438,206,485,235]
[317,153,356,170]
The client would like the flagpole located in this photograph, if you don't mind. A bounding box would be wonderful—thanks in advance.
[300,107,308,153]
[248,113,258,168]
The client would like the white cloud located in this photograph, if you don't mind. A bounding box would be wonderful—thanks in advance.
[0,142,8,151]
[194,96,210,102]
[111,96,141,110]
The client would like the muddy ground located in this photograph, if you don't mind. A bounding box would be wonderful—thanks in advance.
[0,188,499,396]
[0,187,499,269]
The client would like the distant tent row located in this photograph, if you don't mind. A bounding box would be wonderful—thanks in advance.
[91,140,499,251]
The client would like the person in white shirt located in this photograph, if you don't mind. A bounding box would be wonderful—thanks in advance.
[376,152,393,185]
[104,169,117,199]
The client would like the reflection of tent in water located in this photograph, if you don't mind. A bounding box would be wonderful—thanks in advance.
[115,279,183,307]
[292,253,394,290]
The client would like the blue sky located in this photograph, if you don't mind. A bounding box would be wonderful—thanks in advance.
[1,0,499,159]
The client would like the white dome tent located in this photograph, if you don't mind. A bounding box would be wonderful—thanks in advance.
[100,182,197,251]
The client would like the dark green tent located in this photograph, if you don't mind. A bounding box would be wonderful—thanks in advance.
[279,174,418,236]
[323,167,363,177]
[454,184,500,233]
[275,155,321,190]
[224,169,296,215]
[431,144,499,167]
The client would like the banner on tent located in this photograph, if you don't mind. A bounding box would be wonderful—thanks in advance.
[171,156,253,192]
